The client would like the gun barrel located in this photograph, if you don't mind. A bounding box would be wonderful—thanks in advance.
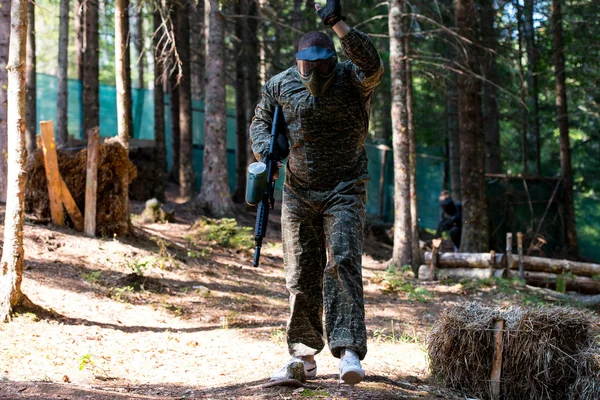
[253,246,261,267]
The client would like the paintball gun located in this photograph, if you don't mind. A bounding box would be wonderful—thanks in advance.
[246,105,289,267]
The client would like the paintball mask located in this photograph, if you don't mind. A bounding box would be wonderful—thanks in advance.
[296,46,338,97]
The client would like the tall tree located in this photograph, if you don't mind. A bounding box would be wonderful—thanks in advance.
[551,0,577,257]
[197,0,234,216]
[446,82,460,200]
[243,0,259,166]
[82,0,99,138]
[133,0,145,89]
[456,0,488,252]
[115,0,131,233]
[0,0,10,203]
[74,0,83,80]
[480,0,501,174]
[25,0,36,155]
[153,5,166,200]
[523,0,541,174]
[190,0,204,100]
[233,0,247,203]
[390,0,412,267]
[167,0,180,183]
[405,16,420,268]
[56,0,70,147]
[178,0,195,199]
[0,0,29,322]
[292,0,302,51]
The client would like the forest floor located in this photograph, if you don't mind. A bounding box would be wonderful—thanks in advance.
[1,186,597,400]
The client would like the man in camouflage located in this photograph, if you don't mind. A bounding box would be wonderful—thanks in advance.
[250,0,383,385]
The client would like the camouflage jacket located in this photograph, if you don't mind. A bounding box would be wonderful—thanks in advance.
[250,28,384,191]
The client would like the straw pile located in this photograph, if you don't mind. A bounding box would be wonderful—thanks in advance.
[568,346,600,399]
[25,137,137,236]
[428,303,599,399]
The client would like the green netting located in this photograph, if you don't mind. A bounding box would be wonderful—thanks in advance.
[35,73,598,262]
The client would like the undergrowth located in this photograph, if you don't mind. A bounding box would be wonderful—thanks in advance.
[191,217,253,250]
[373,264,433,303]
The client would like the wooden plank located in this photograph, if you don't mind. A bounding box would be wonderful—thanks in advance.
[40,121,65,226]
[506,270,600,294]
[505,233,513,277]
[517,232,524,280]
[59,177,84,232]
[84,128,100,237]
[490,319,505,400]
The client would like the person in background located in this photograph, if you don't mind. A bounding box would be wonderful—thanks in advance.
[436,190,462,251]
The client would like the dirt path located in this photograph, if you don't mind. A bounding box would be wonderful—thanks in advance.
[0,201,520,399]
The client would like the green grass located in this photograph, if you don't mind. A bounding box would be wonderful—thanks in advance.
[191,217,253,250]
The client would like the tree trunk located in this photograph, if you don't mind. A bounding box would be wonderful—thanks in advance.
[178,0,194,199]
[74,0,83,81]
[153,9,166,200]
[25,0,36,156]
[446,81,460,201]
[115,0,131,233]
[133,0,145,89]
[456,0,488,252]
[0,0,29,322]
[292,0,302,51]
[551,0,577,257]
[168,74,180,183]
[233,0,247,203]
[389,0,412,267]
[404,8,419,268]
[244,0,259,164]
[82,0,99,139]
[197,0,234,217]
[0,0,10,203]
[480,0,501,174]
[190,0,204,100]
[524,0,541,174]
[515,2,528,174]
[56,0,70,147]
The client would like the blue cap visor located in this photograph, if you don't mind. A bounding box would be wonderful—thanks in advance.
[295,46,336,61]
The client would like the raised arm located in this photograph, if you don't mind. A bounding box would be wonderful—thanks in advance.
[249,81,277,162]
[316,2,384,94]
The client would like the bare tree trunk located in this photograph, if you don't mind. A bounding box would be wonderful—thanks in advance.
[190,0,204,100]
[153,8,166,201]
[524,0,541,174]
[178,0,195,199]
[404,5,419,268]
[480,0,501,174]
[456,0,488,252]
[74,0,83,81]
[244,0,259,165]
[551,0,578,257]
[233,0,247,203]
[292,0,302,51]
[133,0,145,89]
[447,82,460,201]
[115,0,131,233]
[0,0,29,322]
[25,1,36,155]
[82,0,99,139]
[0,0,10,203]
[516,1,528,174]
[168,75,180,183]
[197,0,234,217]
[389,0,412,267]
[56,0,70,147]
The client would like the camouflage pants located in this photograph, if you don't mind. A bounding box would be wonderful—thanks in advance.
[281,179,367,360]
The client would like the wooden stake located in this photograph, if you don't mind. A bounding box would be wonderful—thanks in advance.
[430,238,442,280]
[84,128,100,237]
[505,233,513,278]
[60,177,84,232]
[490,318,505,400]
[517,232,524,280]
[489,250,496,279]
[40,121,65,226]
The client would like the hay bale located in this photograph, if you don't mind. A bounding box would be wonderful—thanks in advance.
[569,346,600,400]
[428,303,597,400]
[25,139,137,236]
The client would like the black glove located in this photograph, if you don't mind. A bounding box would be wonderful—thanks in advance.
[317,0,346,26]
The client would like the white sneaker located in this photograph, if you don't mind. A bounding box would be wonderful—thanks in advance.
[270,357,317,381]
[339,349,365,385]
